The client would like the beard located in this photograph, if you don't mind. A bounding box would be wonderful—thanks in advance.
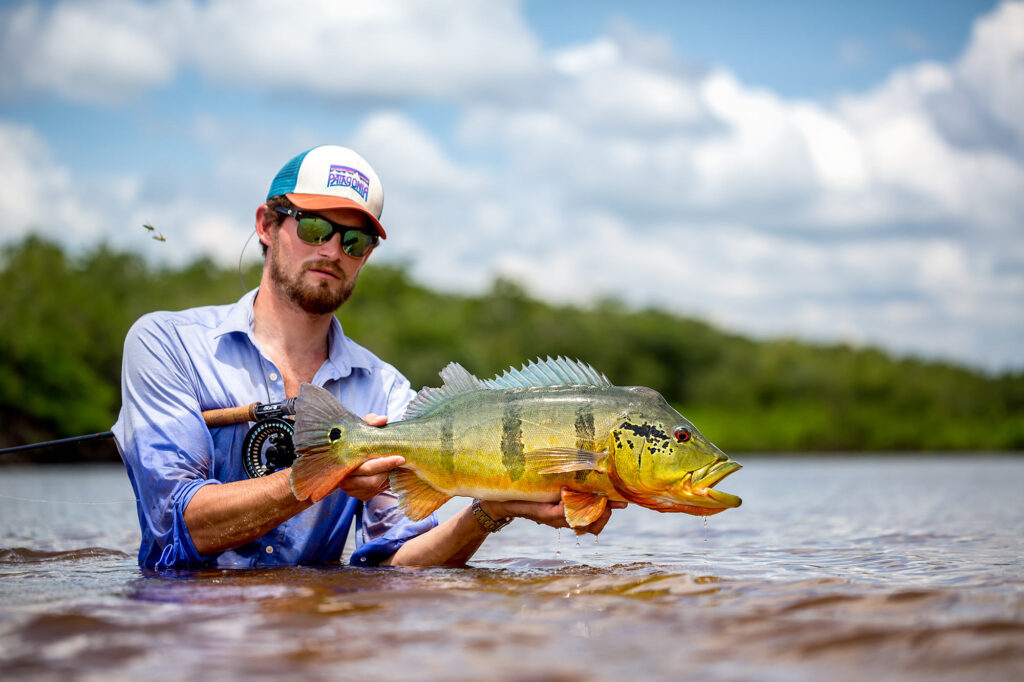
[266,238,356,315]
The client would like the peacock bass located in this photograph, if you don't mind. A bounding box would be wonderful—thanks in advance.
[290,357,741,527]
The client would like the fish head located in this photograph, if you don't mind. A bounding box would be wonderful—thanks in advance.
[608,387,742,516]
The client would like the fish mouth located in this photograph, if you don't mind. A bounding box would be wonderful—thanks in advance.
[672,460,743,516]
[607,455,743,517]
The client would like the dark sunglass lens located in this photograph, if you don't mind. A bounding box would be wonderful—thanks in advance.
[341,230,376,257]
[295,217,334,244]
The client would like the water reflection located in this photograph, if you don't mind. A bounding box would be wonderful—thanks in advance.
[1,457,1022,681]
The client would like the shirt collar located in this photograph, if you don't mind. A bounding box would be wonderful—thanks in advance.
[212,288,371,380]
[325,314,366,379]
[212,288,258,340]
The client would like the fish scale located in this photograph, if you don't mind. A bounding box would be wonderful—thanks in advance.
[290,357,742,527]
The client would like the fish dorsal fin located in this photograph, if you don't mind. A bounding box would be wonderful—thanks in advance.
[438,361,486,392]
[483,356,611,390]
[401,362,486,420]
[401,357,610,420]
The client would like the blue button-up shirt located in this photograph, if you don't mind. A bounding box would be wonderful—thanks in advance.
[112,289,436,570]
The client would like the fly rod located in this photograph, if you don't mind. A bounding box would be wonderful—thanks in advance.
[0,398,297,456]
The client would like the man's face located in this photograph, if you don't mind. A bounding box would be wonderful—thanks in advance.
[266,208,374,315]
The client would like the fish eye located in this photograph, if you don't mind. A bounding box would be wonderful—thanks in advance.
[674,427,691,443]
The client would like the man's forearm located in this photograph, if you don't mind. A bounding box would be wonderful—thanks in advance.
[380,497,621,567]
[381,503,493,567]
[183,469,312,556]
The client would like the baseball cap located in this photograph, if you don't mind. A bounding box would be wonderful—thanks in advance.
[267,145,386,238]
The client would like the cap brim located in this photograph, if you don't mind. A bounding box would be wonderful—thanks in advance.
[286,193,386,238]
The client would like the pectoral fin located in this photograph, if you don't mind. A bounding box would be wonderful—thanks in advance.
[560,488,608,527]
[524,447,609,475]
[389,468,452,521]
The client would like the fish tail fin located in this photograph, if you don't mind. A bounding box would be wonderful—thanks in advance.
[290,383,364,502]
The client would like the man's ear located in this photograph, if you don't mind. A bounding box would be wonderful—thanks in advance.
[255,204,273,247]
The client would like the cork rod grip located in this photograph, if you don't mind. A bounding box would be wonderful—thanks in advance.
[201,403,258,428]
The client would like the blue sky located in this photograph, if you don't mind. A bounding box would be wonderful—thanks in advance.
[526,1,1000,96]
[1,0,1022,372]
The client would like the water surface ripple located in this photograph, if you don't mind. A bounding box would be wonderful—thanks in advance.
[1,457,1021,681]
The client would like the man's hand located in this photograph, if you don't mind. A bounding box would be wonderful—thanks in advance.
[338,456,405,501]
[383,493,626,568]
[479,497,627,536]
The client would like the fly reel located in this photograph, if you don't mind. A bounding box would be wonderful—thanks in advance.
[242,417,296,478]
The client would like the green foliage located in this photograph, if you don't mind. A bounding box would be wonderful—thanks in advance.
[2,235,1022,452]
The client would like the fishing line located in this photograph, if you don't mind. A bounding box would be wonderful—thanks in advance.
[238,228,258,293]
[0,493,138,505]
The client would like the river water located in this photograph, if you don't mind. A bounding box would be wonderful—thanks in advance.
[1,456,1021,681]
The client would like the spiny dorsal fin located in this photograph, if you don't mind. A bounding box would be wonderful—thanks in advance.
[401,357,611,420]
[439,362,486,391]
[483,356,611,390]
[401,362,486,420]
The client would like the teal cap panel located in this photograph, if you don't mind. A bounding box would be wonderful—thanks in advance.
[266,148,312,200]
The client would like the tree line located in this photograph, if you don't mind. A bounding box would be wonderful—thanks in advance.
[2,235,1022,456]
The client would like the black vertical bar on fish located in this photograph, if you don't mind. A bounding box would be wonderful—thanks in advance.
[574,405,595,482]
[439,405,456,474]
[501,396,525,482]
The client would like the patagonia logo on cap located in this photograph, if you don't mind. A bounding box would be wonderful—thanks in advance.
[327,165,370,201]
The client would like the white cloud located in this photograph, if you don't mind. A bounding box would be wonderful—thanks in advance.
[438,4,1024,369]
[353,112,488,197]
[2,0,1023,370]
[0,121,106,243]
[204,0,544,100]
[790,105,869,193]
[0,0,185,104]
[551,40,709,134]
[956,0,1024,142]
[1,0,544,103]
[0,118,254,267]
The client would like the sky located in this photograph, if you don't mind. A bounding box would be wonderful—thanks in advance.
[1,0,1021,373]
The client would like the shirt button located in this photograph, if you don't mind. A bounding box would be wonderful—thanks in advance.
[268,372,279,381]
[265,546,274,554]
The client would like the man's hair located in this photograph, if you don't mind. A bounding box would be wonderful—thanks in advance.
[260,195,294,257]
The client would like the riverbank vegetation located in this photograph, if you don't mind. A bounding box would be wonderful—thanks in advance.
[2,235,1022,454]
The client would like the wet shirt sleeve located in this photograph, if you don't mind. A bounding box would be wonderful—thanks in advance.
[350,491,438,566]
[114,314,218,569]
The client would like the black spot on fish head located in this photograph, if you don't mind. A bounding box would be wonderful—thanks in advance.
[329,427,342,442]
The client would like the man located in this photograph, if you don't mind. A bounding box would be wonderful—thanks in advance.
[114,145,620,570]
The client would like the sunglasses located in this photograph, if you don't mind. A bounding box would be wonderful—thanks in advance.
[274,206,379,258]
